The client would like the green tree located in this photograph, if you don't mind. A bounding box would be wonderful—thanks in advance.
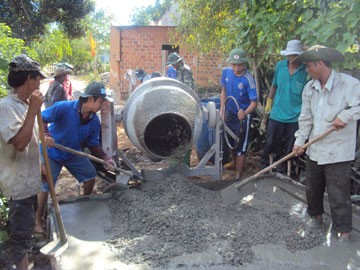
[174,0,359,96]
[0,23,36,96]
[0,0,95,43]
[31,26,72,66]
[131,0,173,25]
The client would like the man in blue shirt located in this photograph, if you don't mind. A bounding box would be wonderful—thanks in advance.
[34,82,115,235]
[166,65,177,79]
[220,48,258,179]
[261,40,308,171]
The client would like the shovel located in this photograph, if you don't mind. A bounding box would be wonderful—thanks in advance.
[52,143,133,186]
[221,128,334,205]
[37,112,68,257]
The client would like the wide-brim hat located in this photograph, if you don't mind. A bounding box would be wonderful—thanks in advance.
[167,52,182,65]
[53,66,69,78]
[79,81,111,101]
[9,54,47,79]
[280,40,304,56]
[294,45,345,63]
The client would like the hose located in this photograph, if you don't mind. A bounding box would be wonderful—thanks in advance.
[223,96,243,150]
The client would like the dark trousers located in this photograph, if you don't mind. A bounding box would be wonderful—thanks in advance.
[8,196,37,264]
[261,119,298,165]
[306,159,352,233]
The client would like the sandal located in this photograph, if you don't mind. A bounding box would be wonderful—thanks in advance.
[32,232,48,250]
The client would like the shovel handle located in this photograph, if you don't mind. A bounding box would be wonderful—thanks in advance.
[53,143,133,177]
[37,111,68,243]
[236,127,334,189]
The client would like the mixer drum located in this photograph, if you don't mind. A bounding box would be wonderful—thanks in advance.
[122,77,204,162]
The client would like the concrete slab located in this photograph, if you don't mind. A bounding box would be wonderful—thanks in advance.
[50,177,360,270]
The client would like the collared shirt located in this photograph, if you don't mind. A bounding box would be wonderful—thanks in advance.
[0,94,41,200]
[270,60,308,123]
[42,100,102,161]
[294,70,360,164]
[220,67,258,115]
[44,79,67,108]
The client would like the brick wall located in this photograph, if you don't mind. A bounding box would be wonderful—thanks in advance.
[110,25,226,103]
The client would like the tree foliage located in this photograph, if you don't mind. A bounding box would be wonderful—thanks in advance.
[174,0,360,69]
[130,0,173,25]
[0,23,36,96]
[0,0,95,43]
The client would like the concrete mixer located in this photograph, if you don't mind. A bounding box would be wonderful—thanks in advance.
[121,77,224,181]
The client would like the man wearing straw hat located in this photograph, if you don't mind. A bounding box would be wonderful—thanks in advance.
[293,45,360,241]
[261,40,308,171]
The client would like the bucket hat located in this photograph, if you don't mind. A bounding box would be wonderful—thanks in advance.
[79,82,111,101]
[280,40,304,56]
[9,54,47,79]
[294,45,345,63]
[227,48,248,64]
[53,65,69,78]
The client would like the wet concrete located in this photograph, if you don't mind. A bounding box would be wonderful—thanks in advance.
[53,175,360,270]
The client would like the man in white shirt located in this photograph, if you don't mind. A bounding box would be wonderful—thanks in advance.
[293,45,360,241]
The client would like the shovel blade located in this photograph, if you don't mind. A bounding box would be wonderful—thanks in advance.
[40,239,68,257]
[221,181,257,206]
[115,173,131,185]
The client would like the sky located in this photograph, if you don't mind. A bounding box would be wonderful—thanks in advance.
[95,0,157,26]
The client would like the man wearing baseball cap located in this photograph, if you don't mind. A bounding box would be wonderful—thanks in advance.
[0,54,46,269]
[293,45,360,241]
[35,82,114,236]
[261,40,308,172]
[220,48,258,180]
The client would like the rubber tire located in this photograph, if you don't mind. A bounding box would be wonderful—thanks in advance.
[207,101,217,128]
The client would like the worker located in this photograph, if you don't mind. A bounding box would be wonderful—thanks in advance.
[0,54,46,270]
[261,40,308,172]
[34,82,116,239]
[220,48,258,180]
[293,45,360,241]
[44,64,70,108]
[167,52,195,90]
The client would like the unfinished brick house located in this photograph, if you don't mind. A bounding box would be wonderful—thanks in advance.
[109,25,226,103]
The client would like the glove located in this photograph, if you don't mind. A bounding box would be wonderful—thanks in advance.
[104,158,116,171]
[264,98,273,115]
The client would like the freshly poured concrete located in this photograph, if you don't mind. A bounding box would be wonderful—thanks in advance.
[54,175,360,270]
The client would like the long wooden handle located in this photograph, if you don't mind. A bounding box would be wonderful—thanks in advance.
[53,143,133,177]
[37,111,67,243]
[235,127,334,189]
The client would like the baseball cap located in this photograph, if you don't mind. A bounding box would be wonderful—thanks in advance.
[79,82,111,101]
[9,54,47,79]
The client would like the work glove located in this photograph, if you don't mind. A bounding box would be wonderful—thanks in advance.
[104,158,116,171]
[264,98,273,115]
